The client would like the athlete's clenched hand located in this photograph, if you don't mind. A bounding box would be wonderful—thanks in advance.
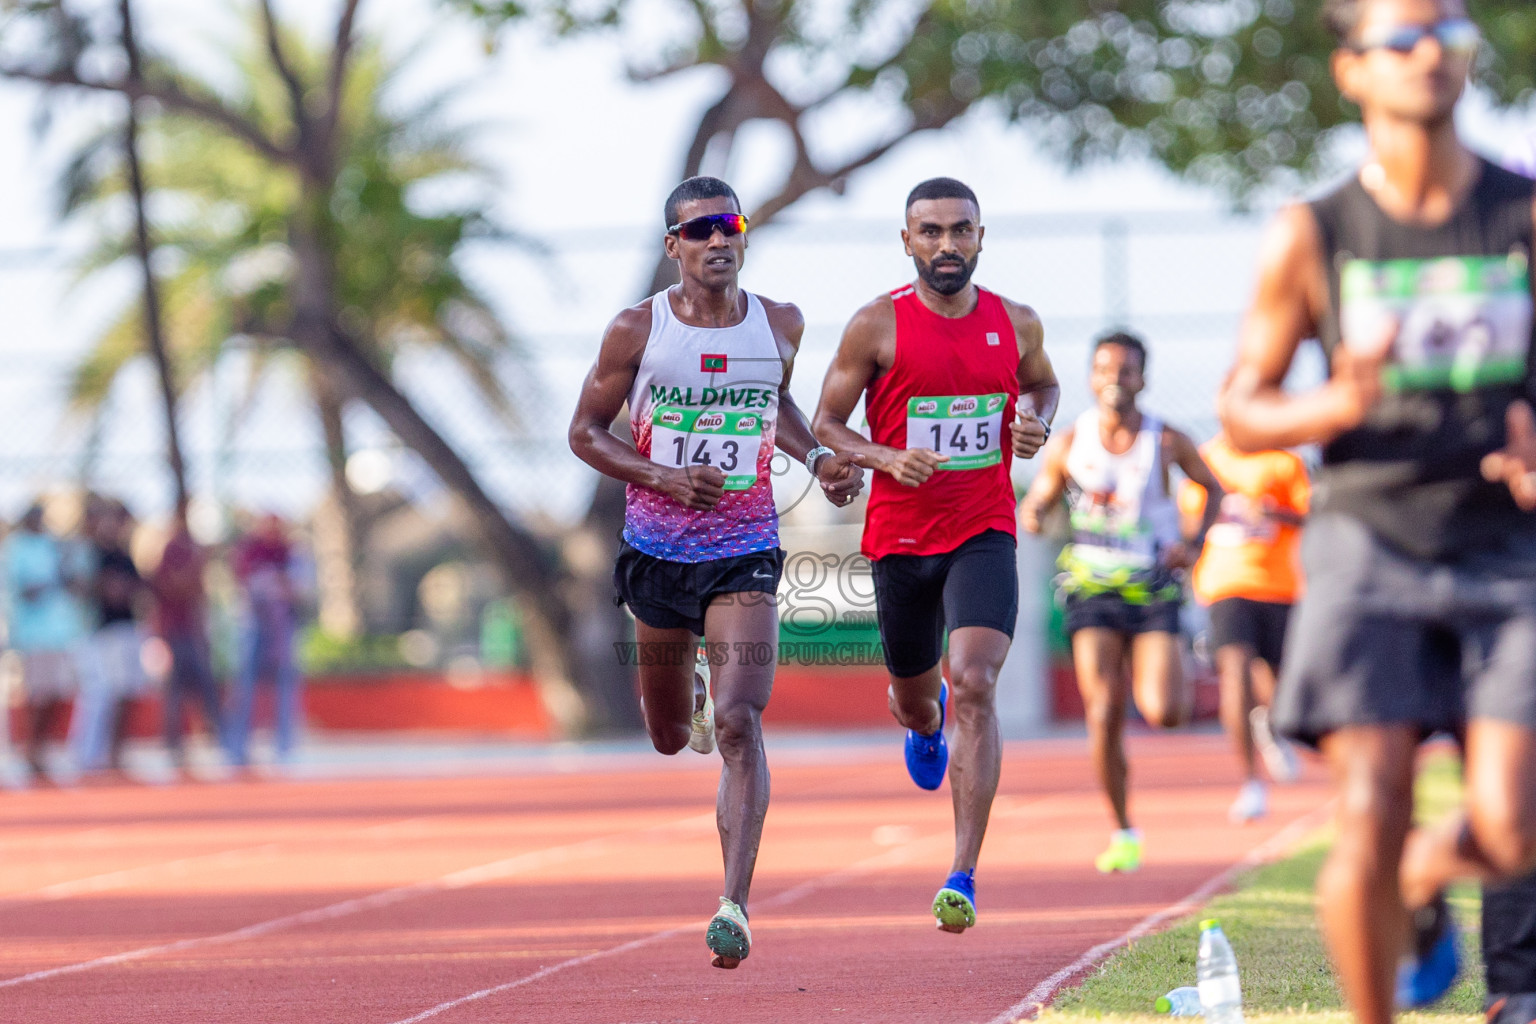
[661,465,727,510]
[815,452,865,507]
[1482,401,1536,511]
[882,448,948,488]
[1327,319,1394,433]
[1011,409,1048,458]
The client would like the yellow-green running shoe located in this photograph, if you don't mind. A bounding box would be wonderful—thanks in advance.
[1094,829,1143,873]
[932,869,977,933]
[706,897,751,968]
[688,647,715,755]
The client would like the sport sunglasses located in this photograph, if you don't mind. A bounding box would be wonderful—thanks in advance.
[1349,18,1479,56]
[667,213,749,241]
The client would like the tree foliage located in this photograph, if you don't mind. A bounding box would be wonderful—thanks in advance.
[451,0,1536,204]
[58,27,525,425]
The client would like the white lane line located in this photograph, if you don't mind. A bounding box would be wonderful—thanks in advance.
[983,801,1338,1024]
[0,812,715,991]
[379,797,1053,1024]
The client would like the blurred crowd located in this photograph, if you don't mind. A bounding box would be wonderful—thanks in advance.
[1,495,311,786]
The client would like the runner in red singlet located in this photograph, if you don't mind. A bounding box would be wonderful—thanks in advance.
[813,178,1059,933]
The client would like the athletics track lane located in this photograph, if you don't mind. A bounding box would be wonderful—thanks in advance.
[0,732,1332,1024]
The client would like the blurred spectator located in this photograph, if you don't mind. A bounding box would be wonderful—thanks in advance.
[2,502,82,783]
[152,500,224,772]
[226,513,304,767]
[70,499,151,777]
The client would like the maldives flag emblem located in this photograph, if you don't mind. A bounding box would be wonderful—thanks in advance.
[701,354,727,372]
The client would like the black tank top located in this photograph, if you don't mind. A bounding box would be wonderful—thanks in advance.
[1310,157,1536,561]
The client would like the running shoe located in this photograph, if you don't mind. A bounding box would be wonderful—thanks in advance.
[1228,779,1269,824]
[904,681,949,790]
[1250,705,1300,783]
[1095,829,1143,873]
[688,646,715,755]
[932,869,977,933]
[706,896,751,969]
[1396,893,1461,1009]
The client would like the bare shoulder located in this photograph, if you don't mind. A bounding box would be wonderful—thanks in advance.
[848,291,895,328]
[758,294,806,335]
[995,293,1043,331]
[995,294,1045,350]
[604,296,656,348]
[1259,202,1324,275]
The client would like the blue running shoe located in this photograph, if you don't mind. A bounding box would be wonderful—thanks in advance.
[1397,894,1460,1009]
[904,682,949,790]
[932,869,976,933]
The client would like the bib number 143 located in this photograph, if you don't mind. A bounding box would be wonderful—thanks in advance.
[650,406,764,490]
[906,393,1009,470]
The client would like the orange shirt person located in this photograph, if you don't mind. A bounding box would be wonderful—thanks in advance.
[1179,433,1309,823]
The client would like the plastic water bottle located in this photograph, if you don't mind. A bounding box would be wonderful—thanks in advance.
[1197,919,1244,1024]
[1155,986,1203,1015]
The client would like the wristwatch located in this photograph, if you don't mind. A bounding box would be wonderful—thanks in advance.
[805,445,835,476]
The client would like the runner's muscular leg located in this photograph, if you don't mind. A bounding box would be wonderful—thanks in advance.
[703,590,778,910]
[1317,724,1417,1024]
[1403,719,1536,910]
[1073,627,1132,830]
[1215,643,1259,779]
[945,626,1010,873]
[1130,630,1189,729]
[889,665,944,736]
[633,620,697,755]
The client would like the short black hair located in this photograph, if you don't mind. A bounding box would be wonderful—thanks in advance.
[905,177,979,216]
[664,176,740,230]
[1093,329,1149,373]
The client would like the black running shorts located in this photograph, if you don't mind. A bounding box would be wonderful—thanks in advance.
[1275,513,1536,748]
[613,541,784,636]
[1207,597,1292,669]
[870,529,1018,679]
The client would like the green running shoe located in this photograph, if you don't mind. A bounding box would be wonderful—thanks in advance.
[1095,829,1143,874]
[706,897,751,968]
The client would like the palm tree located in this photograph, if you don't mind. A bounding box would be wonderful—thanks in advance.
[59,23,533,637]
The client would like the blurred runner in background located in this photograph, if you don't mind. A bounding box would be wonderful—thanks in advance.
[1178,431,1308,823]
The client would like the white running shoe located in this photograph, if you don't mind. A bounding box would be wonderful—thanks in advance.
[688,646,715,755]
[1228,779,1269,823]
[1251,705,1300,783]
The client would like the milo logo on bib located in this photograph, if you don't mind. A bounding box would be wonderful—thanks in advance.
[659,410,684,427]
[1341,252,1532,393]
[694,412,726,432]
[906,392,1009,471]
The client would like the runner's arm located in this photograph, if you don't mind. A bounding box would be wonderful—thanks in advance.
[568,303,726,510]
[1168,429,1223,545]
[1221,204,1391,451]
[812,298,948,487]
[767,300,864,504]
[1006,300,1059,459]
[1017,427,1073,534]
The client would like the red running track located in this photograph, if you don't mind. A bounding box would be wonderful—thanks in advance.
[0,731,1332,1024]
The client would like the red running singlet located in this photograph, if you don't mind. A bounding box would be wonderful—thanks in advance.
[862,285,1021,559]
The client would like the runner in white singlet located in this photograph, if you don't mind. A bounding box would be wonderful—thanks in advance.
[568,176,863,969]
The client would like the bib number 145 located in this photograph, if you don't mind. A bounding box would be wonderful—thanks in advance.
[650,406,764,490]
[906,393,1009,470]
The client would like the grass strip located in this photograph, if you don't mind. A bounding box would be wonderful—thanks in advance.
[1047,748,1483,1022]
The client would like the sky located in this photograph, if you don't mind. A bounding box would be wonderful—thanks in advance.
[0,0,1533,529]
